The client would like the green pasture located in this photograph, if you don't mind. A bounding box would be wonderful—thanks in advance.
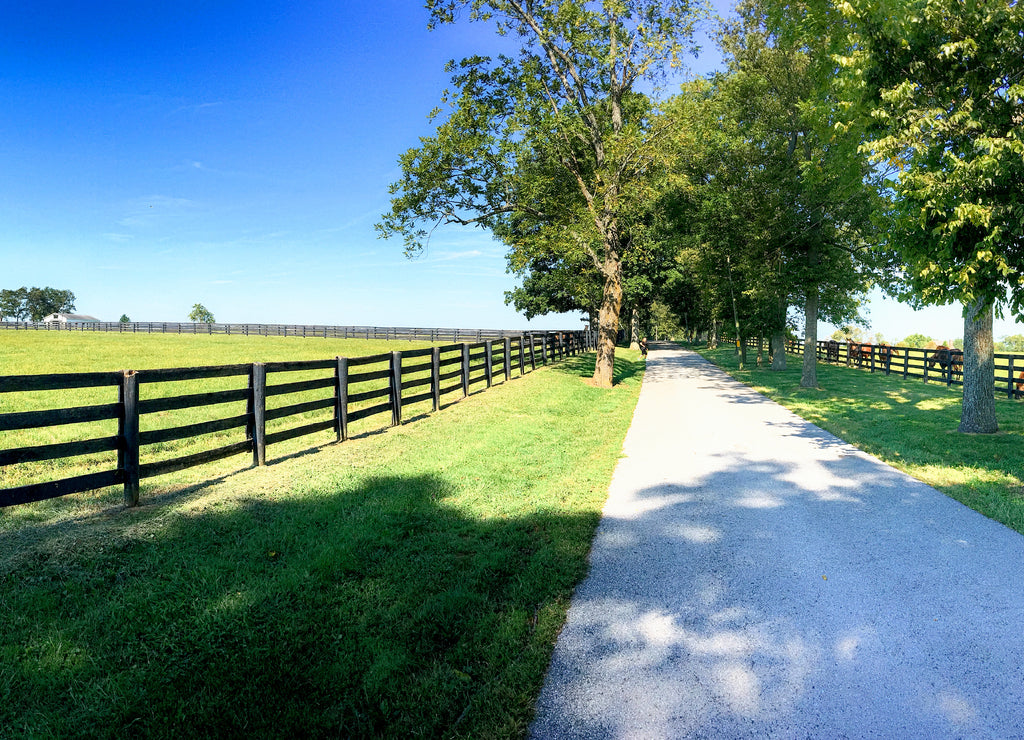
[0,332,492,491]
[697,345,1024,536]
[1,337,645,738]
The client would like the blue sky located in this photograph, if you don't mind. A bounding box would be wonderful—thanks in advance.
[1,1,1021,340]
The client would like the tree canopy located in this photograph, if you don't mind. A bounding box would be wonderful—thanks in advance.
[378,0,708,386]
[0,286,76,322]
[188,304,215,324]
[840,0,1024,431]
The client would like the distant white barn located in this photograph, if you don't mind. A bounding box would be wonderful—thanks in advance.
[42,313,101,325]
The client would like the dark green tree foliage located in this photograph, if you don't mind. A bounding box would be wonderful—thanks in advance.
[378,0,706,387]
[189,304,215,324]
[0,288,28,320]
[1,286,76,321]
[724,0,877,385]
[843,0,1024,432]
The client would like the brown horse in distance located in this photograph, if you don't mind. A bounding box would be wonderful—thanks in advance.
[847,342,873,368]
[927,346,964,381]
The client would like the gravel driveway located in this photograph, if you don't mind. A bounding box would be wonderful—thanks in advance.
[530,344,1024,739]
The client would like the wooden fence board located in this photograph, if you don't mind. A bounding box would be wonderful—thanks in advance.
[138,388,249,414]
[139,414,251,446]
[0,403,120,431]
[0,436,120,466]
[1,470,121,507]
[139,440,253,479]
[265,397,335,422]
[0,372,121,393]
[265,376,335,397]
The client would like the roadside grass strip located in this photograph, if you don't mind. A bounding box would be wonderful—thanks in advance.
[0,348,644,738]
[696,345,1024,536]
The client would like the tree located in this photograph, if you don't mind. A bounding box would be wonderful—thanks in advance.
[665,2,876,380]
[845,0,1024,433]
[119,314,131,323]
[902,333,932,348]
[2,286,75,321]
[377,0,707,387]
[1001,335,1024,353]
[0,288,28,320]
[188,304,215,324]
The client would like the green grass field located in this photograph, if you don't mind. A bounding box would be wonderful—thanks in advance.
[696,344,1024,536]
[0,333,490,492]
[1,332,645,738]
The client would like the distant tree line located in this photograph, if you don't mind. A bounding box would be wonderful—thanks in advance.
[0,287,76,322]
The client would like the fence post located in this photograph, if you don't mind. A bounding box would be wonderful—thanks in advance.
[529,334,537,370]
[461,343,471,397]
[903,348,909,380]
[518,336,525,376]
[485,340,494,388]
[431,347,441,411]
[335,356,349,442]
[1007,355,1015,400]
[541,336,548,365]
[390,351,403,426]
[248,363,267,466]
[504,337,512,381]
[119,370,141,507]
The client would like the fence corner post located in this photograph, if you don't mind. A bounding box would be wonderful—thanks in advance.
[249,363,267,466]
[119,370,140,507]
[390,351,403,426]
[503,337,512,382]
[485,340,494,388]
[431,347,441,411]
[335,356,349,441]
[461,343,471,397]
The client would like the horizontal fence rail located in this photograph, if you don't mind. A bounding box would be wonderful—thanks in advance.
[0,331,592,508]
[0,320,595,344]
[780,339,1024,400]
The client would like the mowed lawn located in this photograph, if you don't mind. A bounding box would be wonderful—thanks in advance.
[1,331,645,738]
[696,345,1024,536]
[1,332,471,491]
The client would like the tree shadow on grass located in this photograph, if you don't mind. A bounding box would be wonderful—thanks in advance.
[1,473,602,739]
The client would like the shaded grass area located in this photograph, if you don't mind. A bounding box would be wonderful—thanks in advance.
[695,345,1024,535]
[1,350,645,738]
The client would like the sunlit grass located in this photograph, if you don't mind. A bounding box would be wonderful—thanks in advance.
[0,333,503,491]
[1,348,645,738]
[696,344,1024,535]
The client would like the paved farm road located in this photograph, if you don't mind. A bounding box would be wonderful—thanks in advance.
[531,344,1024,739]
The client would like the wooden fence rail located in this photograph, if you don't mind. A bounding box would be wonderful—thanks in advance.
[779,339,1024,400]
[0,320,597,345]
[0,331,590,508]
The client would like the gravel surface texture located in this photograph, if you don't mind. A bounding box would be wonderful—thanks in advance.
[530,344,1024,739]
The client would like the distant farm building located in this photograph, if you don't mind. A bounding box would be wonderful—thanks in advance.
[42,313,101,325]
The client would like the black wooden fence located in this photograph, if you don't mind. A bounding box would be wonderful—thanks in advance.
[782,339,1024,400]
[0,319,594,344]
[1,331,589,509]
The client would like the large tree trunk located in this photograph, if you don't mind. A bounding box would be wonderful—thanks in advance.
[629,307,640,350]
[800,287,819,388]
[592,252,623,388]
[959,298,998,434]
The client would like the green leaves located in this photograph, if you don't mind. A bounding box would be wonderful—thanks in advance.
[849,0,1024,314]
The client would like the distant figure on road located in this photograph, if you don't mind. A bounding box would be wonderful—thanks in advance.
[639,338,648,357]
